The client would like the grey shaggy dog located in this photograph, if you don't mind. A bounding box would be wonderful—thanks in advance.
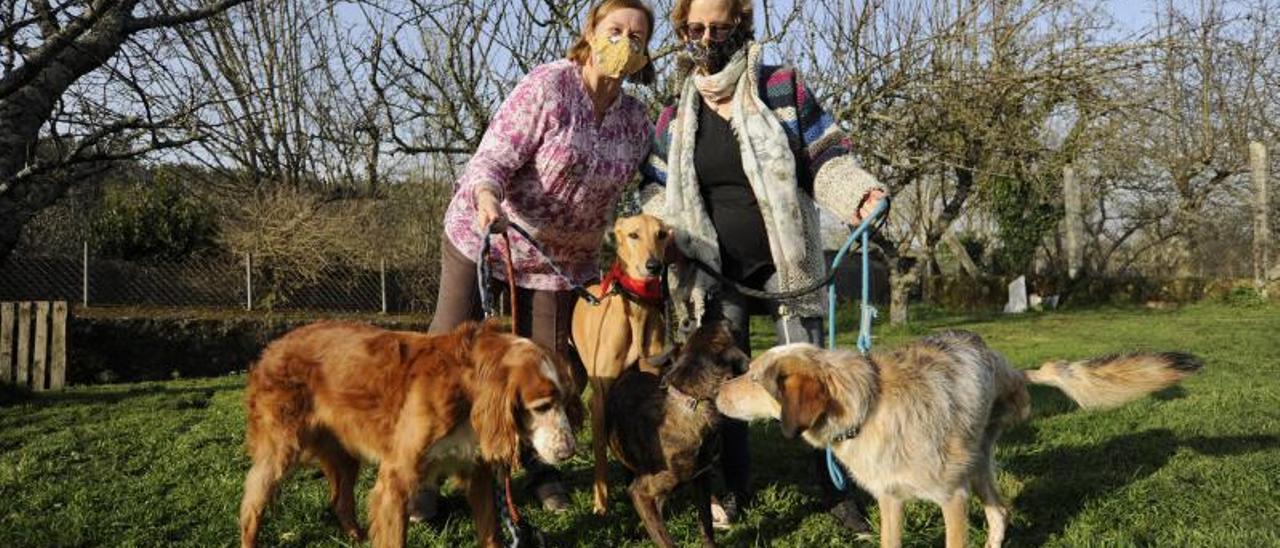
[716,330,1202,548]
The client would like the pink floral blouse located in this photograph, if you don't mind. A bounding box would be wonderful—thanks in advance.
[444,60,652,290]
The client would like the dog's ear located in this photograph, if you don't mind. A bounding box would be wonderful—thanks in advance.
[553,353,586,431]
[470,339,522,470]
[731,350,751,376]
[720,344,750,376]
[647,343,680,369]
[612,219,630,247]
[658,223,679,263]
[777,369,831,439]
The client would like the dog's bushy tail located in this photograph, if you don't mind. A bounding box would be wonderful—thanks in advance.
[1023,352,1203,410]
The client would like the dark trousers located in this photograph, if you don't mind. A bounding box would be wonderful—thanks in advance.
[429,236,575,354]
[430,237,575,486]
[715,285,847,504]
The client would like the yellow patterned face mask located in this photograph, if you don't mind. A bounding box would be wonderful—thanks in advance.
[590,34,648,79]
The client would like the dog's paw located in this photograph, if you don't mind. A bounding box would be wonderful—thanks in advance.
[710,500,730,530]
[592,486,609,515]
[592,495,610,516]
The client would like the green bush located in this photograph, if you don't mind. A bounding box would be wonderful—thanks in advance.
[67,310,432,384]
[1219,285,1267,307]
[90,168,218,262]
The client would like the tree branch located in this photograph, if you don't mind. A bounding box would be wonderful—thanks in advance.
[0,0,110,99]
[125,0,252,32]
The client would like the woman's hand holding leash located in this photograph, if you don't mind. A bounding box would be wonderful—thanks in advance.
[854,189,888,225]
[475,187,509,234]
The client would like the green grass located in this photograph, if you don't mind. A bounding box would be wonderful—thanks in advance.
[3,303,1279,547]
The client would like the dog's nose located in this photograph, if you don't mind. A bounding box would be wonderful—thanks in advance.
[645,258,662,276]
[557,442,576,461]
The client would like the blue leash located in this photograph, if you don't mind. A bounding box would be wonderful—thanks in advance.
[823,200,887,491]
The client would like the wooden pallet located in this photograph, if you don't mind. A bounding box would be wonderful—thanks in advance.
[1,301,68,391]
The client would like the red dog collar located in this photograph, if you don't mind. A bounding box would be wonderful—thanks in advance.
[599,262,664,304]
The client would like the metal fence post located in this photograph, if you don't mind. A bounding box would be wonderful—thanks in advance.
[380,258,388,314]
[82,242,88,307]
[245,252,253,311]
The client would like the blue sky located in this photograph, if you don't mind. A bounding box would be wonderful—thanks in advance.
[754,0,1157,35]
[331,1,1161,60]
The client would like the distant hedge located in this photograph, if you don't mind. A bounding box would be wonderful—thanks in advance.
[66,309,431,385]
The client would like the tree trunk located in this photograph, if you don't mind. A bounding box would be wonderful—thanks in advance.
[0,2,137,264]
[943,230,979,276]
[0,195,28,265]
[888,260,920,326]
[1171,203,1199,278]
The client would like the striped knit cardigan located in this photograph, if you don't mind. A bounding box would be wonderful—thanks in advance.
[638,52,885,322]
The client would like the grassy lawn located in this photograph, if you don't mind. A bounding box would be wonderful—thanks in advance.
[2,302,1279,547]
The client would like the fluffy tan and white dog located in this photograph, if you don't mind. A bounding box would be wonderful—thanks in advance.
[715,330,1202,548]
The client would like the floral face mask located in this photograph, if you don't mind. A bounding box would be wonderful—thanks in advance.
[684,23,748,74]
[590,34,648,79]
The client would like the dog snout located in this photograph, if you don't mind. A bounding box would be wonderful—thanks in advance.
[714,392,732,413]
[538,432,576,464]
[554,436,576,461]
[645,258,662,276]
[532,412,577,464]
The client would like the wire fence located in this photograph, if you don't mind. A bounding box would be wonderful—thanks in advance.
[0,247,440,314]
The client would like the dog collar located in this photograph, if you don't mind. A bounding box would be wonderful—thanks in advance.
[830,425,861,444]
[666,385,706,411]
[600,262,664,304]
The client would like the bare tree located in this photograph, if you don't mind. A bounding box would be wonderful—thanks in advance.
[1136,0,1278,277]
[794,0,1130,323]
[0,0,252,264]
[165,1,399,194]
[363,0,587,161]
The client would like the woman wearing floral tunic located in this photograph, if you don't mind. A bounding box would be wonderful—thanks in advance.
[416,0,656,519]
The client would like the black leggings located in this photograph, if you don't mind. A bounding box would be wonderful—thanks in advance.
[714,286,846,503]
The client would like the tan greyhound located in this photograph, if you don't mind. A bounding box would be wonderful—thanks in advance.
[570,214,670,515]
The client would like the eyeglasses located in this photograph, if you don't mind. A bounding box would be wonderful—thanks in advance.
[682,22,736,42]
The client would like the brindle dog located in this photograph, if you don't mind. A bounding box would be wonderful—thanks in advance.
[604,321,747,548]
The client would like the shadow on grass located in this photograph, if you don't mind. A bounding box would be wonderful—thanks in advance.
[416,420,858,547]
[999,386,1078,446]
[1150,385,1189,402]
[1006,429,1280,546]
[0,382,240,409]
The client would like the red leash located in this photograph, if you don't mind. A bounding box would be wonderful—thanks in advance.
[497,232,524,527]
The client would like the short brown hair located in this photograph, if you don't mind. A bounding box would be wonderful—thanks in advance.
[566,0,657,85]
[671,0,755,41]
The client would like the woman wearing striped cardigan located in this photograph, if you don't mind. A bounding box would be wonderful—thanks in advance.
[638,0,888,531]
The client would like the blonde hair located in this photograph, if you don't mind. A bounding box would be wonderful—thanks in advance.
[671,0,755,40]
[566,0,657,85]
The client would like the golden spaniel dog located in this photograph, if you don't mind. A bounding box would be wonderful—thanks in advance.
[238,320,581,548]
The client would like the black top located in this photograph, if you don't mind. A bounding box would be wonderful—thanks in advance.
[694,103,775,287]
